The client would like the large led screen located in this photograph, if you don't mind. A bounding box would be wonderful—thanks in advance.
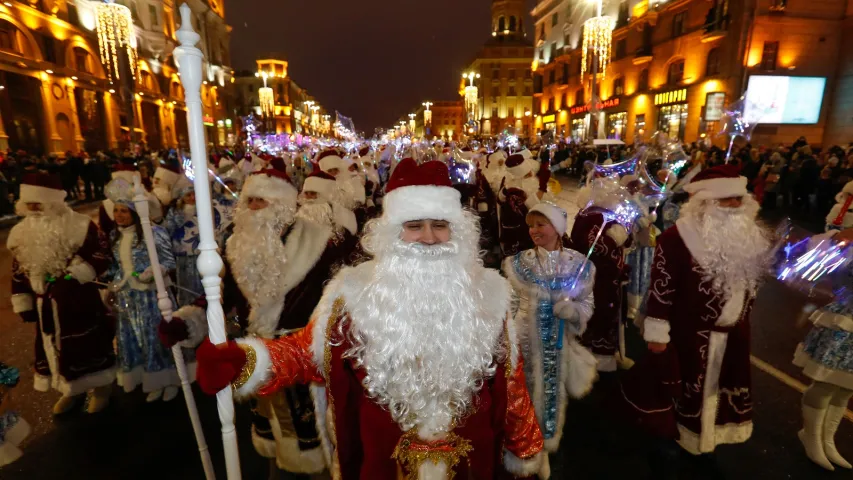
[744,76,827,125]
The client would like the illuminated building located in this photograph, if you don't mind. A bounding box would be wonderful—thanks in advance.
[532,0,851,147]
[232,59,329,137]
[0,0,232,155]
[410,100,464,140]
[460,0,535,137]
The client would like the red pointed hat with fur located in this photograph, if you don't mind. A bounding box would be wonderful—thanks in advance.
[20,172,66,204]
[384,158,460,224]
[302,163,337,198]
[683,164,747,200]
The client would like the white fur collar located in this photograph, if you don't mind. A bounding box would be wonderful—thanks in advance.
[332,204,358,235]
[8,210,91,252]
[310,261,515,372]
[243,218,333,338]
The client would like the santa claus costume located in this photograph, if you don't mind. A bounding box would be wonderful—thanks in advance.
[503,202,597,453]
[568,180,633,372]
[498,154,543,256]
[791,186,853,471]
[9,174,116,414]
[297,167,359,258]
[165,163,356,475]
[194,158,548,479]
[151,163,183,208]
[630,165,772,455]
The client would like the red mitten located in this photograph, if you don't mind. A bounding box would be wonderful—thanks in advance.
[196,338,247,395]
[158,317,189,348]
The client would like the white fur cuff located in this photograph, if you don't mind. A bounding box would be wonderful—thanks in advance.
[66,259,96,284]
[173,305,208,348]
[643,316,671,344]
[234,337,273,400]
[503,449,545,478]
[606,224,629,247]
[11,293,33,313]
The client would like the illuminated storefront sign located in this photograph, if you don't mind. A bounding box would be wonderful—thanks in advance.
[542,114,556,124]
[203,114,215,126]
[570,98,621,115]
[654,88,688,106]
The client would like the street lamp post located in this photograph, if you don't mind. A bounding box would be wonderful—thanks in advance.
[582,0,614,141]
[408,113,416,137]
[462,72,480,133]
[255,71,274,133]
[422,101,433,138]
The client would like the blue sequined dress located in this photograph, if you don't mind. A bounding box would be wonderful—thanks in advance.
[503,247,597,452]
[793,231,853,390]
[164,206,222,306]
[105,226,182,393]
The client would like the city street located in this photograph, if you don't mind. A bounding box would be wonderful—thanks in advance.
[0,179,851,480]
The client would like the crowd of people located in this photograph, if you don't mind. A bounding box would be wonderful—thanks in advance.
[2,137,852,479]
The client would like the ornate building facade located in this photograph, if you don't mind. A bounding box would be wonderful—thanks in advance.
[0,0,232,156]
[532,0,852,147]
[461,0,535,138]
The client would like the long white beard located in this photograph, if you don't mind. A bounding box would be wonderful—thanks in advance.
[12,212,77,286]
[336,176,365,209]
[522,176,540,195]
[347,211,499,438]
[226,201,294,313]
[680,197,771,295]
[295,200,334,229]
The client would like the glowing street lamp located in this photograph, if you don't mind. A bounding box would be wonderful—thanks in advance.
[422,101,433,128]
[462,72,481,125]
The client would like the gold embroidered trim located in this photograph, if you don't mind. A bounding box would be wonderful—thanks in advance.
[392,429,473,480]
[232,343,257,391]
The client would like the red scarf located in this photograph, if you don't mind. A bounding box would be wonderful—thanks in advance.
[833,195,853,226]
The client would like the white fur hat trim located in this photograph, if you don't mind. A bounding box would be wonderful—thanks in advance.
[303,176,336,199]
[19,184,66,204]
[318,155,344,173]
[528,202,568,235]
[383,185,462,224]
[242,174,297,203]
[683,177,747,201]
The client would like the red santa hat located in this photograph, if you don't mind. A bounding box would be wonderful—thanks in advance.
[20,173,66,204]
[316,149,344,173]
[111,163,138,183]
[302,166,337,200]
[682,164,747,201]
[528,202,568,235]
[383,158,461,224]
[153,164,181,188]
[242,157,297,203]
[506,154,536,178]
[358,146,370,157]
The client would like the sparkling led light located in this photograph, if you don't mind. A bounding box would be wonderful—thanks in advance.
[581,16,614,79]
[96,1,137,83]
[258,86,274,117]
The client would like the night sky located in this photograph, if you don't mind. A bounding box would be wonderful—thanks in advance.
[223,0,535,134]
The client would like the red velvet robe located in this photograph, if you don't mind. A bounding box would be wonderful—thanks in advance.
[221,217,357,474]
[235,263,546,479]
[9,216,116,396]
[498,186,534,257]
[568,209,631,371]
[633,221,755,454]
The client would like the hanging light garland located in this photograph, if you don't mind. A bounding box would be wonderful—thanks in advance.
[580,16,614,79]
[95,1,137,83]
[259,86,274,117]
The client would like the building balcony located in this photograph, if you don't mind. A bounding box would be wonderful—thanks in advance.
[701,14,730,43]
[633,47,653,65]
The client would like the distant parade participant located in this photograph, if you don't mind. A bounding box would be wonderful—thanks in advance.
[99,163,163,236]
[497,153,541,256]
[151,163,183,208]
[163,176,223,306]
[9,173,115,414]
[629,165,771,457]
[793,185,853,471]
[213,159,244,240]
[192,158,548,479]
[103,192,183,403]
[504,202,597,454]
[316,149,369,231]
[297,167,359,255]
[161,162,355,476]
[569,178,634,372]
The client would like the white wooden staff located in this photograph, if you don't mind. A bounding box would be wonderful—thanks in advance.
[132,174,215,480]
[174,4,242,478]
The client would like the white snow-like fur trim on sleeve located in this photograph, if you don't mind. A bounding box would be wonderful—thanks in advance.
[383,185,462,224]
[606,224,629,247]
[643,316,671,344]
[564,336,598,400]
[66,257,96,284]
[11,293,33,313]
[503,449,546,477]
[173,305,208,348]
[234,337,273,400]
